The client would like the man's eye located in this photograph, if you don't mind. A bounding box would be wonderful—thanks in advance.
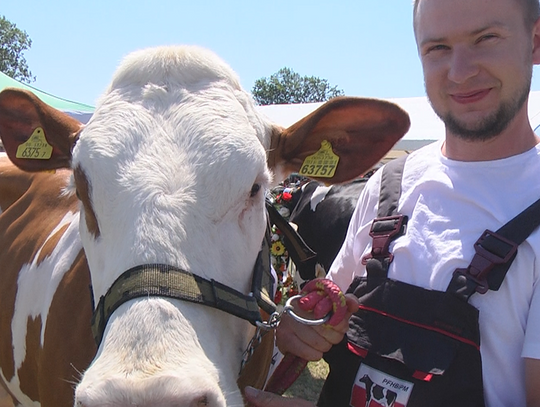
[477,34,498,43]
[428,44,450,52]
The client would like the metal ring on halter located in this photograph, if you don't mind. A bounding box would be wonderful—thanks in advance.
[283,294,332,326]
[255,311,281,330]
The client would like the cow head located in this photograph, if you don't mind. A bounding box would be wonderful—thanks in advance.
[0,45,409,407]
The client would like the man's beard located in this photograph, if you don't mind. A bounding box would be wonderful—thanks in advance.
[429,73,532,142]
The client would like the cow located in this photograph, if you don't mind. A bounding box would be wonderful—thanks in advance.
[0,45,410,407]
[288,179,368,281]
[358,374,397,407]
[268,177,368,291]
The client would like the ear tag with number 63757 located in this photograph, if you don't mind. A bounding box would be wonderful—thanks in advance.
[15,127,53,160]
[298,140,340,178]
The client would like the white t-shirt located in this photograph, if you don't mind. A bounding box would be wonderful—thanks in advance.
[327,141,540,407]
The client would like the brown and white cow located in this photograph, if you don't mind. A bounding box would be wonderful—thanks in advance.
[0,45,410,407]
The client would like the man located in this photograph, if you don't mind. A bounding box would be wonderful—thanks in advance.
[246,0,540,405]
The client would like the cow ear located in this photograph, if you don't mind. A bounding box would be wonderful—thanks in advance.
[0,88,82,172]
[268,96,410,184]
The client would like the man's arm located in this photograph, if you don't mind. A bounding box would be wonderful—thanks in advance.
[525,358,540,406]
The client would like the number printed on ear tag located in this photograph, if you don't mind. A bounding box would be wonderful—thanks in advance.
[15,127,53,160]
[299,140,339,178]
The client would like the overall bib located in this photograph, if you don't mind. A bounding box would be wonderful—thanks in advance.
[319,156,540,407]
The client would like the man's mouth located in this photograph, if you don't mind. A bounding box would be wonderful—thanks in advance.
[450,89,491,104]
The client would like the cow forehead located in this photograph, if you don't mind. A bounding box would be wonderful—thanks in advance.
[73,95,271,215]
[73,47,273,198]
[68,46,273,297]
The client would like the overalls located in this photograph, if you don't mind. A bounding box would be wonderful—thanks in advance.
[319,156,540,407]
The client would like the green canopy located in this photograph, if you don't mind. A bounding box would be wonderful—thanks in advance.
[0,71,94,123]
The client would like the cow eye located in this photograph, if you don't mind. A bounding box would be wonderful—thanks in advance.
[250,183,261,198]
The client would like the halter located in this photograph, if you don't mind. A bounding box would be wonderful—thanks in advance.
[90,262,269,347]
[88,198,340,394]
[89,199,313,348]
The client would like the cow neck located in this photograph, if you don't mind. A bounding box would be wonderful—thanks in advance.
[90,262,269,348]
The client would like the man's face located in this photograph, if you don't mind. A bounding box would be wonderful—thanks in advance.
[415,0,535,141]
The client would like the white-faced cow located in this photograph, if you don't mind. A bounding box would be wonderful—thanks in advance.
[0,45,410,407]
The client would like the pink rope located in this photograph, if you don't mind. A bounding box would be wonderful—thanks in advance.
[264,278,347,395]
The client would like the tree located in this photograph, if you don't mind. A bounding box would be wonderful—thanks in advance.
[0,16,35,83]
[252,67,344,105]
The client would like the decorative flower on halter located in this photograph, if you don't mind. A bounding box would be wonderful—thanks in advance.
[271,241,286,256]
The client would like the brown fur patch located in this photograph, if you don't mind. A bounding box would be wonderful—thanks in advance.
[74,166,100,238]
[36,224,70,266]
[0,380,15,407]
[17,316,42,402]
[39,251,96,407]
[0,157,33,213]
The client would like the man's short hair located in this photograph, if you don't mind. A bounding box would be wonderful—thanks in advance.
[413,0,540,30]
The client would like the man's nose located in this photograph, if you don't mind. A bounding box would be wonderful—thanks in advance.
[447,45,480,84]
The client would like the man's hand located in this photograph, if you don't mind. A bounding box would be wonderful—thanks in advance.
[276,293,358,360]
[244,386,315,407]
[525,358,540,406]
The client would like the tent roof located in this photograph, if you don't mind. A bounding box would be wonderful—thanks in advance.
[0,72,94,123]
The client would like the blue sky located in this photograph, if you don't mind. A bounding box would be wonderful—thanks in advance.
[4,1,540,107]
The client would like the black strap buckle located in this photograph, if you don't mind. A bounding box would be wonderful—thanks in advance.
[453,230,518,294]
[361,215,407,265]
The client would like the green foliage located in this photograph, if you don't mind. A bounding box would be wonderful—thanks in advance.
[252,67,344,105]
[0,16,35,83]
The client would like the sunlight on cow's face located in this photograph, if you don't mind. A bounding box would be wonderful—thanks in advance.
[71,48,272,303]
[70,46,273,407]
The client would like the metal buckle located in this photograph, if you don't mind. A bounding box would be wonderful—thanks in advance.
[361,215,406,265]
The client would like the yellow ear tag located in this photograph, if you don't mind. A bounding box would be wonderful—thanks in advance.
[298,140,340,178]
[15,127,53,160]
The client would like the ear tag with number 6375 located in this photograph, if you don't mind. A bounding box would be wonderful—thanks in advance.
[298,140,340,178]
[15,127,53,160]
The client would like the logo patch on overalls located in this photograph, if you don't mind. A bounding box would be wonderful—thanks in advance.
[350,364,413,407]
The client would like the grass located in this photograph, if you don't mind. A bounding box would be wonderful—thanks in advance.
[283,359,329,403]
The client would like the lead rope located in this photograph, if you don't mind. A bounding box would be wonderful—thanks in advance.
[262,278,348,395]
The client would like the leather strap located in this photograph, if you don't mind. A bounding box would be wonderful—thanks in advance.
[91,264,263,347]
[448,197,540,300]
[361,156,408,271]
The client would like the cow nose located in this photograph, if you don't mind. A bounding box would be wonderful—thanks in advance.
[74,375,228,407]
[76,393,223,407]
[76,395,217,407]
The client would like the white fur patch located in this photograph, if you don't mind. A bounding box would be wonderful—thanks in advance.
[309,185,332,211]
[71,46,273,406]
[12,212,81,369]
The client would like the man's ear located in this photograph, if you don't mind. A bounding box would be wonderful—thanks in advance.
[531,17,540,65]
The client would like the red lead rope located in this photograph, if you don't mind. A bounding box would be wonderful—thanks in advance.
[263,278,347,395]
